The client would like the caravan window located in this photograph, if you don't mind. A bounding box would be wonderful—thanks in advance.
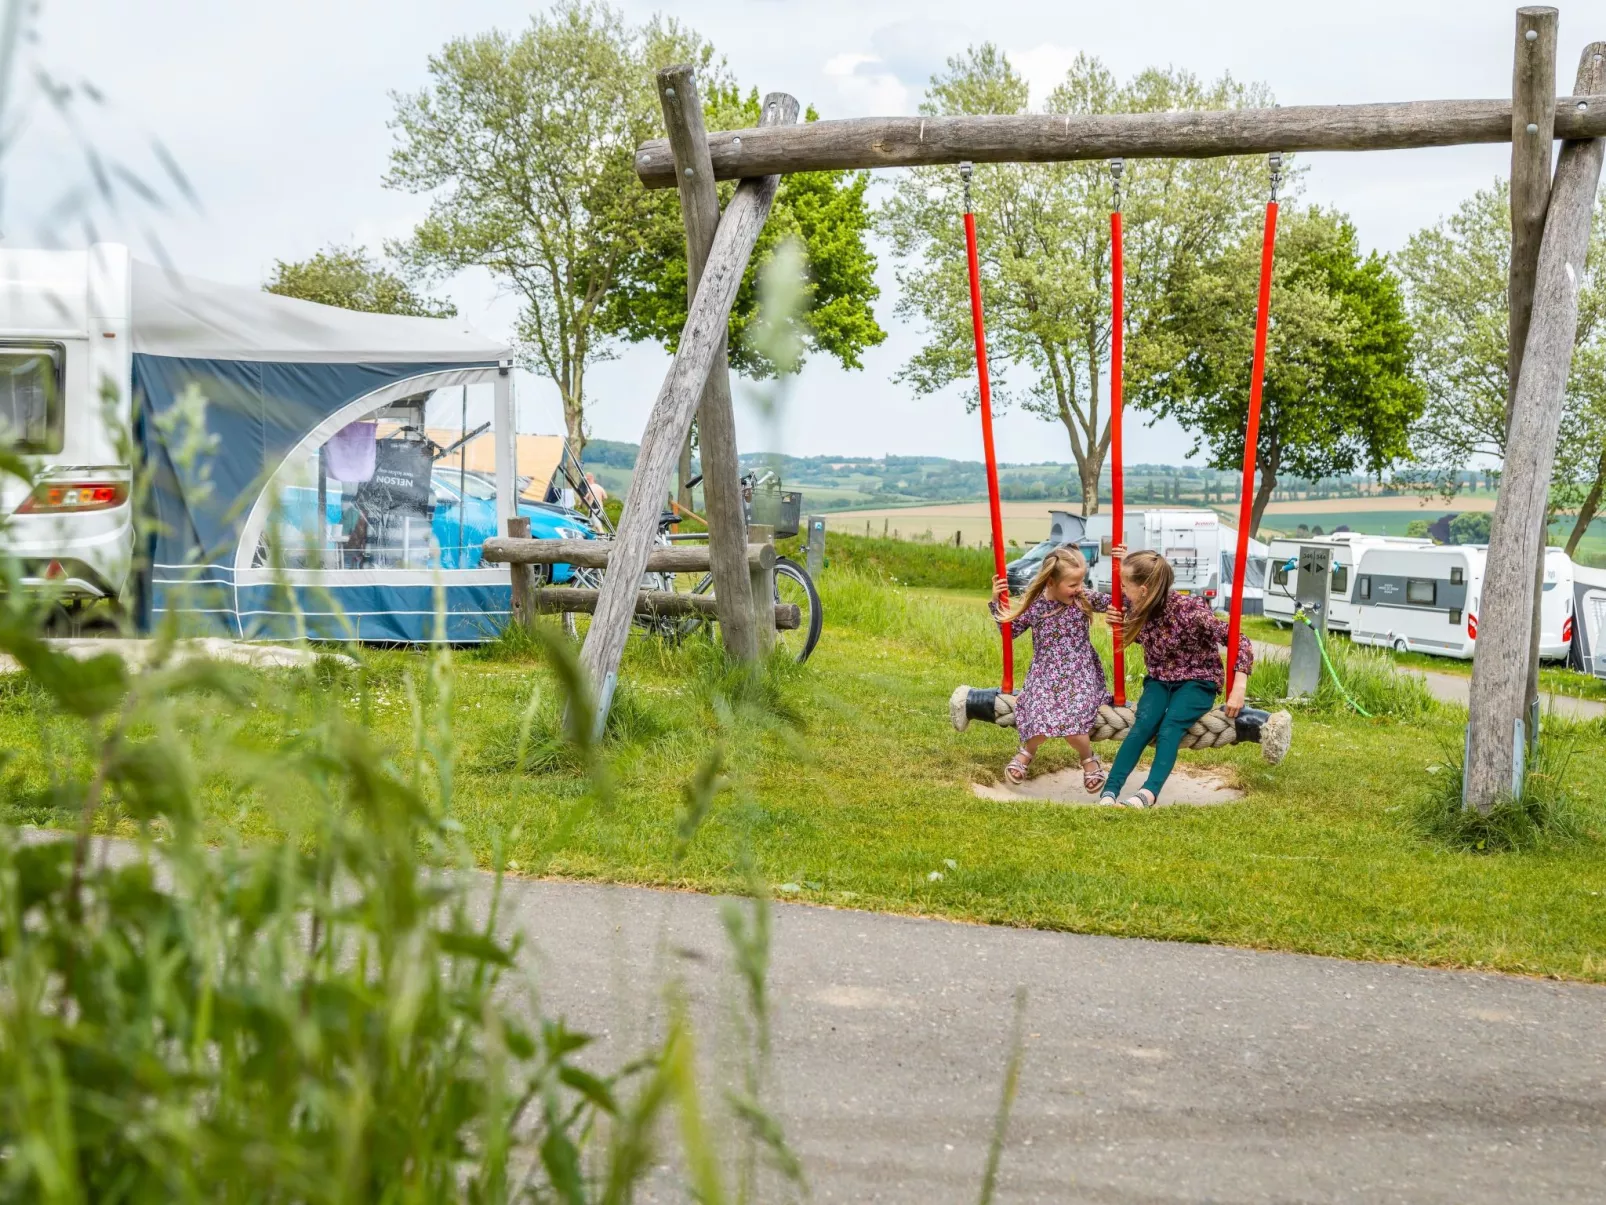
[1271,560,1290,586]
[1406,579,1436,606]
[0,342,64,454]
[1359,575,1371,600]
[1330,565,1349,595]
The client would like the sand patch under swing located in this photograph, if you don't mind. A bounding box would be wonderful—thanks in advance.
[972,760,1243,807]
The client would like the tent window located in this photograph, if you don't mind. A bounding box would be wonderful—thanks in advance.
[0,342,64,454]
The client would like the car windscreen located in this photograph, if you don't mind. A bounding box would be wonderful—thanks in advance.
[0,343,64,453]
[438,469,499,501]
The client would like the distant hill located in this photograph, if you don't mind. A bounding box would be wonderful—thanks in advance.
[579,443,1432,514]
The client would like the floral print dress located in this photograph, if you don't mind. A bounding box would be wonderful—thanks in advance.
[993,592,1112,739]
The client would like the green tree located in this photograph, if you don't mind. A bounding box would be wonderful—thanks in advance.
[1404,518,1432,539]
[385,2,718,457]
[1448,511,1492,544]
[1397,181,1606,554]
[1129,206,1423,536]
[600,88,884,378]
[263,245,455,317]
[881,48,1272,515]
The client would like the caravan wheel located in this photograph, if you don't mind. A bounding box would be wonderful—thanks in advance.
[1393,638,1408,654]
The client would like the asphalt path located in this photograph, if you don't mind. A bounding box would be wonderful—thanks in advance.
[501,878,1606,1204]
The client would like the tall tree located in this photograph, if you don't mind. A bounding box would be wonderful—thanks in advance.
[1397,181,1606,554]
[881,48,1270,514]
[385,3,718,457]
[263,245,455,317]
[1129,206,1423,536]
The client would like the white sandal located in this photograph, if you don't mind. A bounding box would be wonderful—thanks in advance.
[1005,749,1034,784]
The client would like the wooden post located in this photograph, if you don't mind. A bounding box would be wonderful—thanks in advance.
[506,516,536,632]
[659,64,760,663]
[579,92,800,725]
[1510,8,1559,743]
[748,524,776,655]
[1465,41,1606,814]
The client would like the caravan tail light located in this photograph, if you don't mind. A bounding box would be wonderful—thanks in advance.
[1467,613,1478,640]
[1562,616,1573,644]
[16,481,129,514]
[1204,588,1217,599]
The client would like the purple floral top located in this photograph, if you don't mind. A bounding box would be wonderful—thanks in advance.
[1131,592,1253,688]
[992,591,1112,738]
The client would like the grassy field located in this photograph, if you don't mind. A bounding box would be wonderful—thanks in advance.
[6,539,1606,983]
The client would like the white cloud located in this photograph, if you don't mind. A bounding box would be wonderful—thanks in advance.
[1008,43,1081,108]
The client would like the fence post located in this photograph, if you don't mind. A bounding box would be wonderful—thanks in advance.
[749,523,776,655]
[506,515,536,632]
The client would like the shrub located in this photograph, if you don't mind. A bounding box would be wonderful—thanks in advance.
[1411,738,1589,852]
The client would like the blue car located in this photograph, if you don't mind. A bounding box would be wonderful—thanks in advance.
[274,466,593,578]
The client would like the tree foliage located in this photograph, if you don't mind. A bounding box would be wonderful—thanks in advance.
[881,47,1273,514]
[600,87,885,379]
[1396,180,1606,553]
[1129,206,1423,536]
[385,2,718,455]
[263,244,456,317]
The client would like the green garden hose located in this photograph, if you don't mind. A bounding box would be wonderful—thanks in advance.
[1295,608,1373,718]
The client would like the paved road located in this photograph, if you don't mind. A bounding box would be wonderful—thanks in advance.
[500,878,1606,1204]
[1252,641,1606,720]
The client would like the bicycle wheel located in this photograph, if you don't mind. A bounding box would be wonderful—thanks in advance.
[773,557,822,663]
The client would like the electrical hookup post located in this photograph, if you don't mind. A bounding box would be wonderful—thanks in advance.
[961,161,1013,693]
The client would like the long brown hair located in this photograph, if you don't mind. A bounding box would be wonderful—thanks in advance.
[1004,546,1091,622]
[1118,549,1173,645]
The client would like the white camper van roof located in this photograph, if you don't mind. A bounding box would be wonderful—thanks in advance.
[130,260,508,363]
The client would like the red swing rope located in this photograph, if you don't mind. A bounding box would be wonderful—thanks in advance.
[1108,160,1126,707]
[961,162,1013,693]
[1225,153,1283,700]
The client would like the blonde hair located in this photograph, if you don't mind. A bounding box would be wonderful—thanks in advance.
[1118,549,1173,644]
[1004,546,1091,622]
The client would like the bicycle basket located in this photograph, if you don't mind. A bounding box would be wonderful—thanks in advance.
[745,488,802,539]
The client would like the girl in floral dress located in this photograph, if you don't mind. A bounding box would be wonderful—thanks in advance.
[989,547,1111,791]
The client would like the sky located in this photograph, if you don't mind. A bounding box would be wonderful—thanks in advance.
[3,0,1578,467]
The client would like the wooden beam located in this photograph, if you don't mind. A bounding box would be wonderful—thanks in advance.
[1465,42,1606,815]
[748,524,776,655]
[482,537,775,573]
[522,586,801,630]
[659,64,759,662]
[579,91,800,725]
[1509,9,1559,743]
[633,95,1606,187]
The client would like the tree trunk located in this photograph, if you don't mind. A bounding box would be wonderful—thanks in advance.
[1565,447,1606,555]
[1248,461,1278,537]
[562,391,585,463]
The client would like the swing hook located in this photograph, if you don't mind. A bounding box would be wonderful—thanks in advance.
[959,160,974,215]
[1267,152,1284,202]
[1109,157,1124,213]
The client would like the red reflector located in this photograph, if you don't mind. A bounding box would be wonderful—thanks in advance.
[1562,617,1573,644]
[1204,589,1217,598]
[16,480,129,514]
[1467,613,1478,639]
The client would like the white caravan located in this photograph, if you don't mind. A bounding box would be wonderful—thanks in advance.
[1348,544,1576,661]
[0,244,135,601]
[1263,533,1433,632]
[1085,508,1227,601]
[1569,563,1606,677]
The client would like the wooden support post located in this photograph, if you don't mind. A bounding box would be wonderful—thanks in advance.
[579,91,800,725]
[1510,7,1559,744]
[1465,41,1606,814]
[633,96,1606,187]
[506,516,536,631]
[659,64,759,662]
[748,524,776,655]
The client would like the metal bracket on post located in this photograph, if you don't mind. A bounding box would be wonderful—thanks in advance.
[959,160,974,214]
[1267,151,1284,202]
[1109,157,1124,212]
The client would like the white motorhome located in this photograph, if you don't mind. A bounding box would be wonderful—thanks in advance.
[0,244,134,601]
[1569,563,1606,677]
[1348,544,1576,661]
[1263,533,1433,632]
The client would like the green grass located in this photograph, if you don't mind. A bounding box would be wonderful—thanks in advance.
[6,550,1606,983]
[1244,615,1606,704]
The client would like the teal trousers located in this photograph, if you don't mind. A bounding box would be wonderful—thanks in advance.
[1102,677,1218,801]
